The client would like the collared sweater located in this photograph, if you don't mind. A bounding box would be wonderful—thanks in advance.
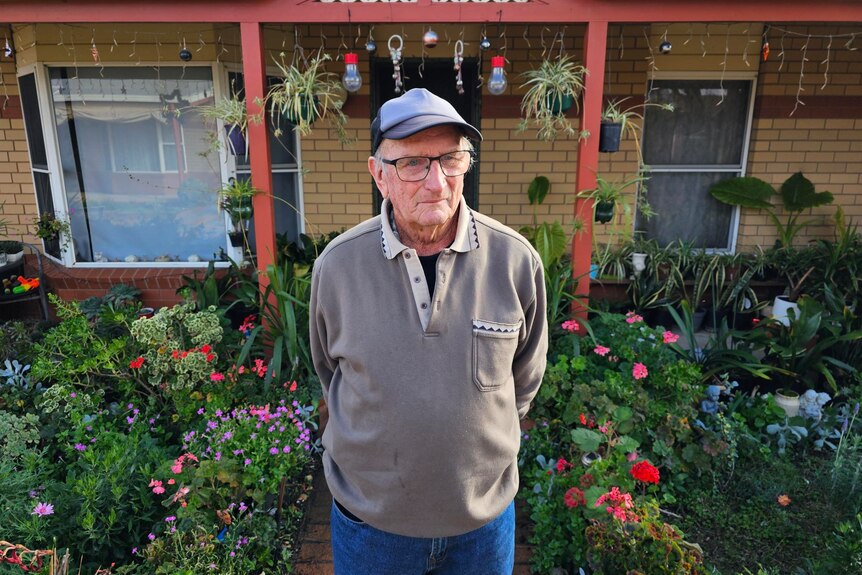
[309,198,547,538]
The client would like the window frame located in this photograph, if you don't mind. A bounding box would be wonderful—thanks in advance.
[640,71,758,253]
[20,61,236,268]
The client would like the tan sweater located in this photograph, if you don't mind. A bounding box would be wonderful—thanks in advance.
[309,198,547,537]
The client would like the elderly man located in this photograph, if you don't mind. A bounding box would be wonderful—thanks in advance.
[310,88,547,574]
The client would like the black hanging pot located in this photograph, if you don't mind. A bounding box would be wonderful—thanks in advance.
[599,122,622,152]
[228,230,245,248]
[594,200,615,223]
[224,125,247,156]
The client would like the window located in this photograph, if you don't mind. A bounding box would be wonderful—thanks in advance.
[230,72,303,245]
[19,73,60,258]
[636,78,754,250]
[48,66,223,263]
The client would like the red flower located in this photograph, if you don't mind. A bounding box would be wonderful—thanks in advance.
[556,458,573,474]
[201,344,212,354]
[205,353,215,362]
[579,413,587,425]
[129,357,145,369]
[579,473,595,488]
[630,460,660,484]
[564,487,586,508]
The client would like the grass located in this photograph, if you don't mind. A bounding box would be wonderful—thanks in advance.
[675,450,853,574]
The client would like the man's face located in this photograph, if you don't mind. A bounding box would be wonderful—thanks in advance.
[369,126,466,235]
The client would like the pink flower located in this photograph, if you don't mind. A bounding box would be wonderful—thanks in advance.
[167,478,175,485]
[625,312,643,324]
[632,362,648,380]
[210,372,225,382]
[626,451,638,462]
[171,463,183,474]
[32,502,54,516]
[593,345,610,356]
[561,320,580,333]
[152,485,165,495]
[662,330,679,344]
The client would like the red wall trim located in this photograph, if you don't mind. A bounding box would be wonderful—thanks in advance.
[754,95,862,119]
[2,1,861,24]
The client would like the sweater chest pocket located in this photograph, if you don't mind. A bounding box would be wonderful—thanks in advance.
[472,319,522,392]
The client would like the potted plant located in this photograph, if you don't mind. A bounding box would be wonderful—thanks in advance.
[517,55,588,141]
[33,213,71,253]
[599,97,674,158]
[264,50,351,145]
[578,173,647,224]
[219,178,261,247]
[708,172,834,249]
[198,93,253,157]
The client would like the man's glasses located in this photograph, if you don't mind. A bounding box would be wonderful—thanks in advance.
[381,150,474,182]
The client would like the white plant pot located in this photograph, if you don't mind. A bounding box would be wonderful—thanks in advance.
[772,296,799,327]
[6,250,23,265]
[631,252,647,277]
[774,389,800,418]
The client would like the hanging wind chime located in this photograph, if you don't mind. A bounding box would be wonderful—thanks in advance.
[453,40,465,95]
[388,34,404,94]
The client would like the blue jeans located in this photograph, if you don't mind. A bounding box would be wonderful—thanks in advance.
[330,499,515,574]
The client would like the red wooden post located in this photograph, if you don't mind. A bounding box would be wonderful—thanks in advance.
[571,20,608,329]
[239,22,276,283]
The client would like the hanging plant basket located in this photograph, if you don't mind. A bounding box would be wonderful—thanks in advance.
[284,95,320,126]
[228,230,246,248]
[224,125,247,156]
[547,92,574,116]
[598,122,622,153]
[594,200,615,223]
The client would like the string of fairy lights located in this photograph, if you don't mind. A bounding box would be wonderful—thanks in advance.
[0,22,860,115]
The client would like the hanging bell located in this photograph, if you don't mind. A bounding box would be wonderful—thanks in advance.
[423,29,439,49]
[658,40,672,54]
[179,48,192,62]
[365,39,377,54]
[479,36,492,51]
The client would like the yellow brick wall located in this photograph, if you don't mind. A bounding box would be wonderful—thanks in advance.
[6,22,861,254]
[0,25,36,245]
[739,24,862,251]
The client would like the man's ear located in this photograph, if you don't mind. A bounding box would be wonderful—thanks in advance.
[368,156,388,198]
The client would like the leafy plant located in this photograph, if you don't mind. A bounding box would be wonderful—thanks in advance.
[601,97,674,168]
[709,172,834,248]
[33,212,72,253]
[219,177,261,228]
[263,50,351,144]
[766,416,809,455]
[518,55,588,141]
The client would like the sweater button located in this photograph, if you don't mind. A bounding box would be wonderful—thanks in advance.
[420,303,428,309]
[414,277,421,283]
[404,253,411,259]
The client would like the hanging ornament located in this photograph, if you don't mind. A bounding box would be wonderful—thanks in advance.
[487,55,508,95]
[453,40,465,95]
[388,34,404,94]
[342,52,362,93]
[90,41,100,63]
[658,40,672,54]
[480,36,492,51]
[3,38,13,58]
[423,28,439,49]
[179,37,192,62]
[366,28,377,54]
[761,33,770,62]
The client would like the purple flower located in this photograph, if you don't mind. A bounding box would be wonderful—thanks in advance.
[70,392,76,398]
[222,431,233,441]
[197,407,206,415]
[127,403,134,410]
[282,445,291,453]
[148,533,156,541]
[207,420,218,430]
[269,447,279,455]
[244,458,252,466]
[239,501,248,512]
[215,452,222,461]
[165,516,176,523]
[131,547,138,555]
[74,443,86,452]
[32,502,54,516]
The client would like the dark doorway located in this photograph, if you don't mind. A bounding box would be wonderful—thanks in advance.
[370,57,481,215]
